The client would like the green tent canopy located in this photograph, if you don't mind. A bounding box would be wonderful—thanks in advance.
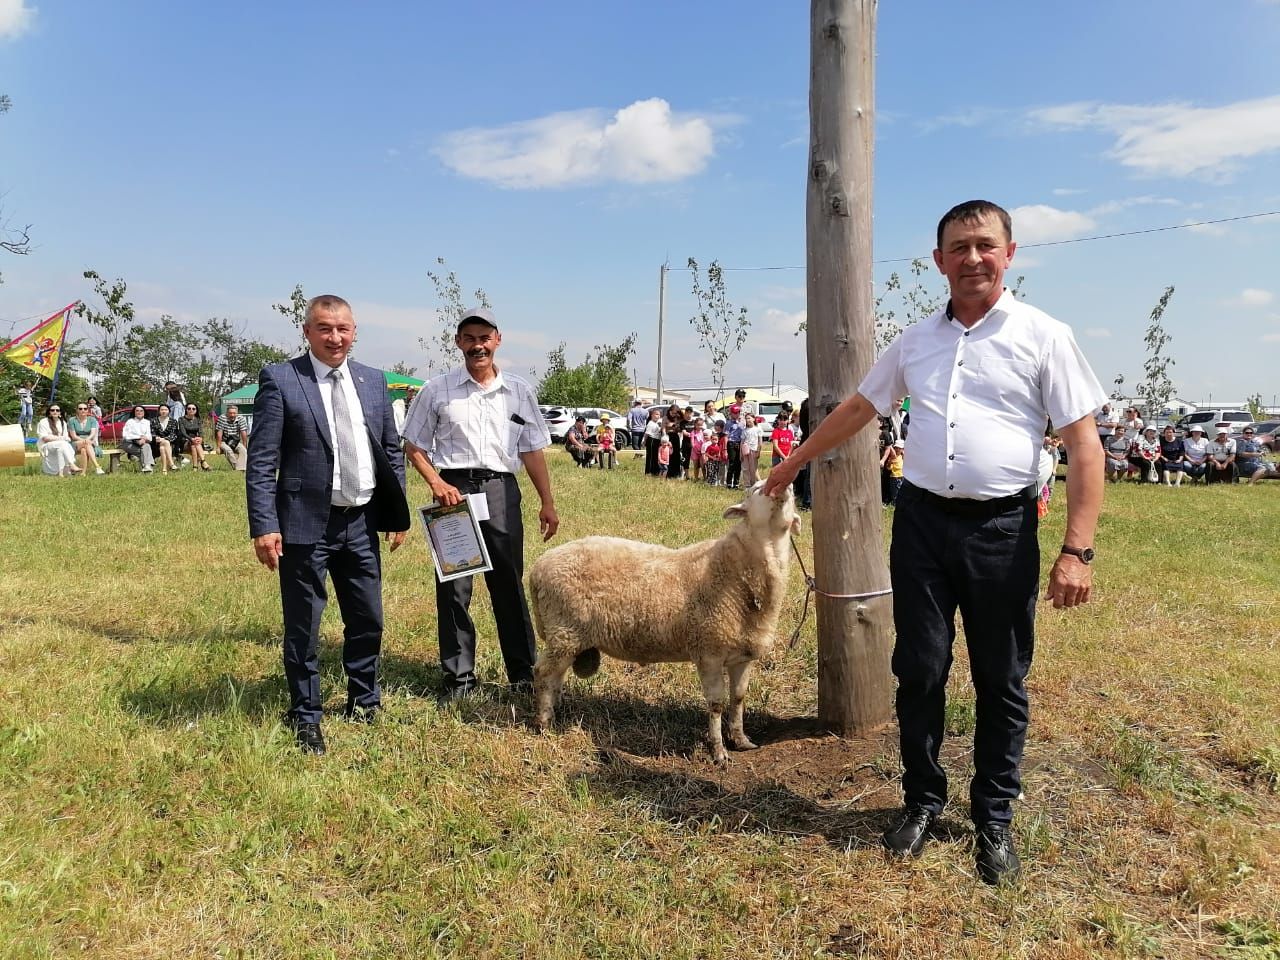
[219,368,425,413]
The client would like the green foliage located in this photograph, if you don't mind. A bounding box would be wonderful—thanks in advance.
[536,334,636,410]
[271,283,308,348]
[1135,286,1176,421]
[422,257,490,375]
[871,258,946,352]
[76,269,289,414]
[1246,393,1266,421]
[0,359,89,422]
[388,360,418,378]
[687,258,750,398]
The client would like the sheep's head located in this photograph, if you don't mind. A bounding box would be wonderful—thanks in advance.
[723,480,801,538]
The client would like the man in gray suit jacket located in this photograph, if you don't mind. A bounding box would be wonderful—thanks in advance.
[246,294,410,755]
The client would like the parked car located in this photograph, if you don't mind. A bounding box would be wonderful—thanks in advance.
[542,406,631,448]
[97,404,165,442]
[1175,409,1253,438]
[1246,420,1280,452]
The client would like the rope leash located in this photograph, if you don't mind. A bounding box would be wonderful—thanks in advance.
[785,536,893,649]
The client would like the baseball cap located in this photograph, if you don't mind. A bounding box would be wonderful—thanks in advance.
[1215,425,1230,435]
[457,306,498,333]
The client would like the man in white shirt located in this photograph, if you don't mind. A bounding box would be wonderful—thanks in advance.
[402,307,559,702]
[764,200,1106,884]
[121,406,156,472]
[1206,426,1237,484]
[1094,403,1118,444]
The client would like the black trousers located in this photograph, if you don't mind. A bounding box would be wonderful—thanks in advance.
[435,472,536,690]
[889,482,1039,827]
[279,505,383,724]
[644,436,662,475]
[665,431,683,478]
[725,441,742,487]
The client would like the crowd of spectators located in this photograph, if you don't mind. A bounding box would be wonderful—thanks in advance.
[1096,403,1275,485]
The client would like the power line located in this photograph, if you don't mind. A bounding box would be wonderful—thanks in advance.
[678,209,1280,271]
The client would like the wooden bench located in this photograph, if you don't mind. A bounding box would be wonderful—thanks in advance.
[104,449,127,474]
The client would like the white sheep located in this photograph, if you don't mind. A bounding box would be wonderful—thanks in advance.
[529,481,801,763]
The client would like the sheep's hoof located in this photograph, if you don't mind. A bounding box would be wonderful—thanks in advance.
[712,748,730,766]
[728,734,759,752]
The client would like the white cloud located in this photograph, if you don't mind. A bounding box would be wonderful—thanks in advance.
[1031,96,1280,179]
[0,0,35,39]
[1009,204,1097,245]
[1261,332,1280,343]
[1084,328,1112,338]
[1227,288,1274,307]
[1052,187,1086,197]
[434,98,722,189]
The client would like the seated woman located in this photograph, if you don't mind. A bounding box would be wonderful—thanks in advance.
[36,403,82,476]
[151,404,181,474]
[1131,426,1162,483]
[66,401,104,474]
[1181,425,1209,482]
[1156,425,1186,486]
[178,402,211,471]
[121,405,156,472]
[1103,426,1132,482]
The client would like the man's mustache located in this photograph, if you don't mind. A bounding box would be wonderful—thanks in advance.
[467,348,490,358]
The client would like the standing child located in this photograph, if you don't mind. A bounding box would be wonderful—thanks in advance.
[741,415,763,487]
[17,380,34,434]
[880,439,905,505]
[644,408,665,477]
[770,415,795,468]
[687,417,706,481]
[704,422,728,486]
[595,415,616,470]
[657,436,672,477]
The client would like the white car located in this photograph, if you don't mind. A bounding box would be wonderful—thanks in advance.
[541,406,631,447]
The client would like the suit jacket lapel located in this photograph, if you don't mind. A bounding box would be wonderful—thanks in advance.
[351,362,381,442]
[293,355,333,451]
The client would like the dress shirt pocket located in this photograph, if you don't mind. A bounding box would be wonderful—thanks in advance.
[976,357,1036,393]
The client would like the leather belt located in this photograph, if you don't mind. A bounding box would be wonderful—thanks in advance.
[439,468,511,482]
[330,502,368,515]
[904,481,1035,517]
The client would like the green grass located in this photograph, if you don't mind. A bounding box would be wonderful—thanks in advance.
[1,451,1278,958]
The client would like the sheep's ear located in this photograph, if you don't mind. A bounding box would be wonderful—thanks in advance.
[723,501,749,521]
[790,515,802,536]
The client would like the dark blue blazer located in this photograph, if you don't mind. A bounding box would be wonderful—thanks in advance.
[246,354,410,543]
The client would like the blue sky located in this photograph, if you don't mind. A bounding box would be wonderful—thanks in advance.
[2,1,1279,405]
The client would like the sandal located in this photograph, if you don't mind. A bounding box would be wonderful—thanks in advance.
[201,463,212,472]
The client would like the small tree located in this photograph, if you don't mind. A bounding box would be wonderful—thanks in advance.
[388,360,418,378]
[76,270,140,415]
[0,94,32,286]
[536,334,636,411]
[687,258,750,400]
[1245,392,1265,421]
[1135,286,1176,423]
[422,258,490,375]
[272,283,308,348]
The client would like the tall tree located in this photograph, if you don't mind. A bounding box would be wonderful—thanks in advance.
[422,258,490,374]
[1135,286,1176,423]
[687,257,750,400]
[75,271,140,415]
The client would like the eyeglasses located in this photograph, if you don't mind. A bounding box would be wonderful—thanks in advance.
[76,405,87,410]
[49,408,61,413]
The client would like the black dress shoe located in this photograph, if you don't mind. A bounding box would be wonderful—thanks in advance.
[342,703,380,724]
[439,684,478,705]
[975,823,1021,885]
[882,805,936,858]
[292,721,326,755]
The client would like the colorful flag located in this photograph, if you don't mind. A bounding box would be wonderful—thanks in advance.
[2,305,73,380]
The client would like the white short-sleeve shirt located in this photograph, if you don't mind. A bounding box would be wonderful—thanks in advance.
[858,291,1106,499]
[402,366,550,474]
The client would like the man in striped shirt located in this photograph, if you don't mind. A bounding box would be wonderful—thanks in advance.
[216,405,250,471]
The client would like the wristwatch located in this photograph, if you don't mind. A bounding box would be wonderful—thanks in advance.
[1060,545,1095,564]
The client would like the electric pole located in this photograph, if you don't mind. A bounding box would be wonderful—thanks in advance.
[807,0,894,735]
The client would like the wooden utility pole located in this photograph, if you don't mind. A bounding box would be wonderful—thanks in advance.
[655,262,667,403]
[807,0,894,735]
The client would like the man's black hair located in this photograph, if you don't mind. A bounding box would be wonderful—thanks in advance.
[936,200,1012,250]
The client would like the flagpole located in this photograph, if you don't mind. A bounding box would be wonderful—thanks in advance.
[47,303,77,405]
